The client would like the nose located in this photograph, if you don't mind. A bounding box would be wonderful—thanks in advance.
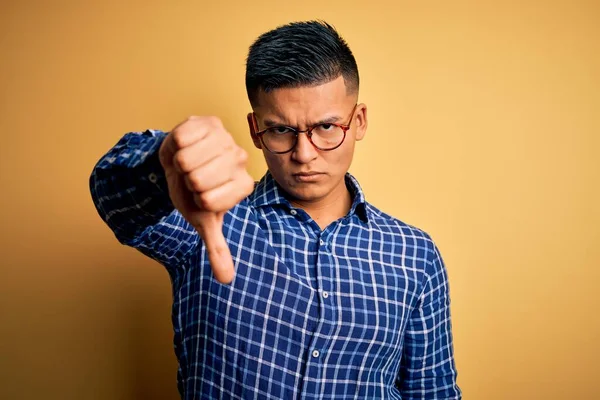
[291,131,318,164]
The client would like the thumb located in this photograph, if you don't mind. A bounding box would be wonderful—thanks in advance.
[195,211,235,284]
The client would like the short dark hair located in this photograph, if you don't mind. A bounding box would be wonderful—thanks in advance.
[245,20,359,107]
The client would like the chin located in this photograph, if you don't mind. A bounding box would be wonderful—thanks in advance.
[283,182,325,202]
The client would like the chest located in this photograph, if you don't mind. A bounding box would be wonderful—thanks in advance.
[178,211,424,363]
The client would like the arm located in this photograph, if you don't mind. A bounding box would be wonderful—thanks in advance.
[89,129,199,275]
[397,239,462,399]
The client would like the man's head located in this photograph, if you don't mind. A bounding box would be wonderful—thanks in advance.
[245,21,367,205]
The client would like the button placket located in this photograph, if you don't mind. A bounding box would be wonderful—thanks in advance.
[311,230,334,373]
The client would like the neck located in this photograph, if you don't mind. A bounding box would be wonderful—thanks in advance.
[289,178,353,230]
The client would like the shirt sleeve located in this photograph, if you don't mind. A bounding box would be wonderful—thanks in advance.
[397,239,462,399]
[89,129,199,276]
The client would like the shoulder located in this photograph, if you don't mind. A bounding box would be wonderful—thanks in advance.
[365,202,439,266]
[366,203,434,243]
[365,203,451,298]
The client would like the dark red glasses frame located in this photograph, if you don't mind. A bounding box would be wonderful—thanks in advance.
[247,104,358,154]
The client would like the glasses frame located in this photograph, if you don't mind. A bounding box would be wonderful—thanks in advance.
[248,103,358,154]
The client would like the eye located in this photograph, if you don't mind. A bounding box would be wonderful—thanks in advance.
[268,126,293,135]
[319,124,334,131]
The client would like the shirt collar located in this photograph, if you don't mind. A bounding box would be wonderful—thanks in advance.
[250,170,369,222]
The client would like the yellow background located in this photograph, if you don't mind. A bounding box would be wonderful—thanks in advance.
[1,1,598,399]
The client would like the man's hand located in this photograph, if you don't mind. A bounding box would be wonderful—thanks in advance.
[158,116,254,284]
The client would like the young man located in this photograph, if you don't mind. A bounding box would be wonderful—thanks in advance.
[90,21,461,399]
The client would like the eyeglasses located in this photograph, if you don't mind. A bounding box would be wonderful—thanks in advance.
[248,104,358,154]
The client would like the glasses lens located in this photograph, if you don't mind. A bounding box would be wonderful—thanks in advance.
[262,127,297,153]
[311,124,345,149]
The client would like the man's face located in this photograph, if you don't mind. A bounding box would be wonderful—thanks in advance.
[248,76,368,204]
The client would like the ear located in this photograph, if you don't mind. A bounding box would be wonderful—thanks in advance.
[354,103,368,141]
[247,112,262,149]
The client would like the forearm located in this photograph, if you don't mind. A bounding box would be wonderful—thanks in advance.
[89,129,173,244]
[89,129,199,272]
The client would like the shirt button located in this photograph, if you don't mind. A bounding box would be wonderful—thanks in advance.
[312,350,320,358]
[290,209,298,216]
[322,291,329,299]
[320,239,325,246]
[148,172,158,183]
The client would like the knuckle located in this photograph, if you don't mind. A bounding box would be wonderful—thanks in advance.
[207,116,222,127]
[171,130,186,149]
[185,172,202,192]
[238,147,249,163]
[174,151,190,172]
[199,192,216,211]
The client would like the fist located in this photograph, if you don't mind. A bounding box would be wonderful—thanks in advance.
[158,116,254,284]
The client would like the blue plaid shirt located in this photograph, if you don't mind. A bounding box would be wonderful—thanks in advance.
[89,129,461,399]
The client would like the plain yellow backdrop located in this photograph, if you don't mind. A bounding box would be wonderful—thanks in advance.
[1,1,598,399]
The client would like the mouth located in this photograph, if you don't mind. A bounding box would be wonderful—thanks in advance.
[292,171,324,182]
[292,172,323,177]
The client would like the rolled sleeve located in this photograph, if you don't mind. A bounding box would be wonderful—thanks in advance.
[89,129,199,276]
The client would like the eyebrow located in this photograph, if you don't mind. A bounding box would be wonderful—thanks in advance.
[263,115,343,128]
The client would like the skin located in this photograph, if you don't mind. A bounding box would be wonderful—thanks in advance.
[249,75,368,230]
[160,116,253,284]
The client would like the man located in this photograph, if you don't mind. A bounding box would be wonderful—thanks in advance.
[90,20,461,399]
